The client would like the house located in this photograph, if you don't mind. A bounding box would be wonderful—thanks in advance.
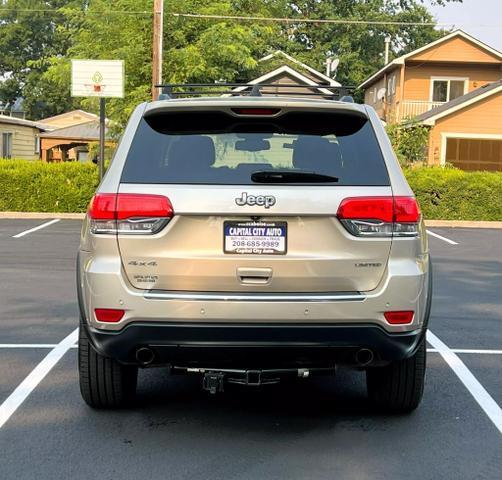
[38,109,109,163]
[359,30,502,170]
[233,50,342,97]
[359,30,502,124]
[39,121,113,162]
[0,115,45,160]
[415,80,502,170]
[39,109,99,131]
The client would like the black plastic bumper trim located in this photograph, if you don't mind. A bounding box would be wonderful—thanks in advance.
[84,322,424,367]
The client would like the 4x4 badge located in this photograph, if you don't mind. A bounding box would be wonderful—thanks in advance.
[235,192,276,209]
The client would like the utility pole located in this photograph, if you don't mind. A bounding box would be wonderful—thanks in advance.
[99,97,106,180]
[152,0,164,100]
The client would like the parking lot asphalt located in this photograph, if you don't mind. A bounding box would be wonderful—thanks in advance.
[0,219,501,480]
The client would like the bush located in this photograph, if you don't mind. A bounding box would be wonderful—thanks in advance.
[0,159,99,213]
[404,167,502,221]
[387,122,429,166]
[2,160,502,221]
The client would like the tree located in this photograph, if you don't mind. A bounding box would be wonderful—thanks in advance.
[273,1,462,89]
[47,0,155,127]
[0,0,82,119]
[1,0,462,124]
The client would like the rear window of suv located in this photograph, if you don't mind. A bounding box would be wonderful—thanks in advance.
[121,109,390,186]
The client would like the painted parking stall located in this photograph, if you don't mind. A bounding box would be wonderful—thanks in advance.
[0,220,501,478]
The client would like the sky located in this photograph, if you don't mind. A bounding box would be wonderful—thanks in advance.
[428,0,502,51]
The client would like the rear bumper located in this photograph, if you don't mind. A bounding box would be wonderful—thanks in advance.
[84,321,424,367]
[78,251,430,334]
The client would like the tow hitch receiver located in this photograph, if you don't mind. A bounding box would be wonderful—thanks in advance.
[176,367,335,394]
[201,369,280,393]
[202,372,225,394]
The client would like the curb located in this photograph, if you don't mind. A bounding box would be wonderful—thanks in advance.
[424,220,502,229]
[0,212,85,220]
[1,213,502,229]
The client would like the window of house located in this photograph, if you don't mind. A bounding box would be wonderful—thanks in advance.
[431,78,467,102]
[34,135,40,154]
[2,132,13,159]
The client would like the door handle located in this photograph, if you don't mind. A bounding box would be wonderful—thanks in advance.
[237,267,272,285]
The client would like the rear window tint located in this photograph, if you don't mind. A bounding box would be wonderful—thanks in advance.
[121,110,389,186]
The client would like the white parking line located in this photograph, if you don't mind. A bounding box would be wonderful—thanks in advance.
[0,344,78,349]
[428,348,502,355]
[0,328,78,430]
[12,219,60,238]
[427,330,502,435]
[0,344,61,348]
[427,230,459,245]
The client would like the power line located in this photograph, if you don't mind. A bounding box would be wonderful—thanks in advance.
[1,7,502,28]
[172,12,439,26]
[0,7,151,15]
[171,12,502,28]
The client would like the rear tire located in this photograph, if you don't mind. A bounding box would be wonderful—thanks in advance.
[366,337,426,413]
[78,327,138,408]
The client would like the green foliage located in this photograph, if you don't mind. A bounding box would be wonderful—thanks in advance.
[1,0,462,124]
[87,142,117,166]
[405,167,502,221]
[274,1,446,89]
[2,161,501,222]
[387,122,430,166]
[0,159,98,212]
[0,0,82,119]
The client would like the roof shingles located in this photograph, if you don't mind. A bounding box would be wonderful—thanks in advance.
[39,121,110,140]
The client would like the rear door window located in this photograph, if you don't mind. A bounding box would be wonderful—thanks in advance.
[121,110,389,186]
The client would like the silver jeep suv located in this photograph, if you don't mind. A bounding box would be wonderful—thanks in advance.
[77,85,431,412]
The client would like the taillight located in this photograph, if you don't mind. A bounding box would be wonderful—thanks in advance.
[384,311,414,325]
[95,308,125,323]
[89,193,173,235]
[337,196,420,237]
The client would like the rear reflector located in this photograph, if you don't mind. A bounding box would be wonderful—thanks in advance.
[89,193,173,235]
[95,308,125,323]
[384,311,414,325]
[231,108,281,116]
[337,196,420,237]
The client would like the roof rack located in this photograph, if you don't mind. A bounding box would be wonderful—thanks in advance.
[155,83,356,102]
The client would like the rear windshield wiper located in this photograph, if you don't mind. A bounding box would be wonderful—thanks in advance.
[251,170,339,183]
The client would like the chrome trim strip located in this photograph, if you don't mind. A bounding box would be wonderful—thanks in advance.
[144,291,366,302]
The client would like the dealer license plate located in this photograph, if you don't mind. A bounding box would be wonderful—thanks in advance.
[224,221,287,255]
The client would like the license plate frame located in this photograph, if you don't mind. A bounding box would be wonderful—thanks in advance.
[223,221,287,255]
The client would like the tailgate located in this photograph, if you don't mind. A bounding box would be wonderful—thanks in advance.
[117,185,392,293]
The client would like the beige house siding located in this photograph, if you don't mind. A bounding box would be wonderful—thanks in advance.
[364,74,388,119]
[360,32,502,124]
[364,67,403,122]
[409,36,501,64]
[0,123,39,160]
[427,93,502,166]
[403,63,501,102]
[40,110,98,129]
